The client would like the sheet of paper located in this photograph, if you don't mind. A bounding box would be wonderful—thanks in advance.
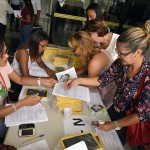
[56,67,77,82]
[64,141,88,150]
[63,115,96,136]
[88,88,103,106]
[52,82,90,102]
[96,128,124,150]
[17,140,50,150]
[5,103,48,127]
[13,10,21,17]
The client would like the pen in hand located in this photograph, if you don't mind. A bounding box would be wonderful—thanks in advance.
[23,134,45,144]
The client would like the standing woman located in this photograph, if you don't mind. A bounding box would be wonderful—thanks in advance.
[17,0,34,43]
[68,31,113,77]
[86,3,104,21]
[65,20,150,148]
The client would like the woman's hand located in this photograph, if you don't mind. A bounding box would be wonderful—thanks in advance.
[22,95,42,106]
[98,121,114,131]
[64,78,80,89]
[45,68,55,77]
[41,78,57,88]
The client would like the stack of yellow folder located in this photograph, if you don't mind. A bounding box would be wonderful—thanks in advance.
[42,47,59,61]
[58,49,72,57]
[53,55,70,66]
[56,96,82,113]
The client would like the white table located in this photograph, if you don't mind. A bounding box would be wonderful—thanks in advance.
[4,86,124,150]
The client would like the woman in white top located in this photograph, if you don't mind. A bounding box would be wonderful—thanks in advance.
[68,31,113,77]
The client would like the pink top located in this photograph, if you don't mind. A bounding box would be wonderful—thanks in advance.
[0,61,13,105]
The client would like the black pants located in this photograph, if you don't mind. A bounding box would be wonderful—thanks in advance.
[108,105,127,145]
[0,23,6,37]
[10,4,20,30]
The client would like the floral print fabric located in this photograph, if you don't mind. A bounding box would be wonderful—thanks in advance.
[98,58,150,121]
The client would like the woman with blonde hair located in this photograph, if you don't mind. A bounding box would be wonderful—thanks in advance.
[68,31,113,77]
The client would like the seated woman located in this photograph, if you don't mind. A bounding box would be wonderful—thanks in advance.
[64,20,150,148]
[11,29,55,78]
[68,31,113,77]
[68,31,116,108]
[0,37,57,143]
[11,30,56,100]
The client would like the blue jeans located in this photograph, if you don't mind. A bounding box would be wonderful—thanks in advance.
[20,24,33,43]
[0,118,8,138]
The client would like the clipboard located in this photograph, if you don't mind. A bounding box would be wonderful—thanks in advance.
[60,132,103,150]
[26,89,48,97]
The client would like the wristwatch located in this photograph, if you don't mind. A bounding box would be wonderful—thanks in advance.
[113,121,122,130]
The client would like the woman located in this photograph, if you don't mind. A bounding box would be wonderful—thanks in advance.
[0,38,57,143]
[17,0,34,43]
[11,30,55,99]
[86,3,104,21]
[68,31,113,77]
[84,19,119,61]
[11,29,55,77]
[65,20,150,148]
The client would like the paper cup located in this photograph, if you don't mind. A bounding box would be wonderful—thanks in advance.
[63,107,72,119]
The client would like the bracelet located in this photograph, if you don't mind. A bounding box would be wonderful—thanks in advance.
[12,104,17,112]
[37,78,41,86]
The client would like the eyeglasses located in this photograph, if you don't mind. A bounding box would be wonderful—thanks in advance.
[115,48,133,58]
[0,49,9,58]
[39,44,47,48]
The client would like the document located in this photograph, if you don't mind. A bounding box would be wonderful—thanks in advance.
[13,10,21,17]
[5,103,48,127]
[56,67,77,82]
[17,140,50,150]
[96,129,124,150]
[88,88,103,106]
[64,141,88,150]
[52,82,90,102]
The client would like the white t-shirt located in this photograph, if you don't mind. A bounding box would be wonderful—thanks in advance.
[31,0,41,14]
[0,0,13,25]
[106,33,119,61]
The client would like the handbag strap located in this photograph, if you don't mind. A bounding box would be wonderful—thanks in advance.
[133,70,150,106]
[0,72,7,90]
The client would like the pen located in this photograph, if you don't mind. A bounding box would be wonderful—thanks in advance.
[32,94,44,106]
[23,134,45,144]
[40,101,44,106]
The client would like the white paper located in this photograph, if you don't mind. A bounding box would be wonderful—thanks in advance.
[56,67,77,82]
[64,141,88,150]
[5,103,48,127]
[88,88,103,105]
[52,82,90,102]
[96,129,124,150]
[63,115,96,136]
[13,10,21,17]
[17,140,50,150]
